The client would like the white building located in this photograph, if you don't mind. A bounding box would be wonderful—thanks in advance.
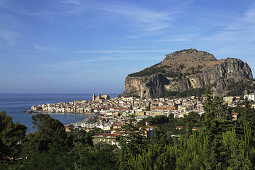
[244,93,255,101]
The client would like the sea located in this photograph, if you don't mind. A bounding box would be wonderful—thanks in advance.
[0,93,118,133]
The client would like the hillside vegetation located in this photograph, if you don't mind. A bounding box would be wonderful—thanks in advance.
[1,88,255,169]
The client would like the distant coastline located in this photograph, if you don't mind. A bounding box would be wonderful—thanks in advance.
[0,93,119,133]
[26,93,112,114]
[26,110,92,115]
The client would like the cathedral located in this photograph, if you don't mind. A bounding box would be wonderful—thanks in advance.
[92,93,110,101]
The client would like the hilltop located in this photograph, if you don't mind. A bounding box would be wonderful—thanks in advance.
[123,48,254,98]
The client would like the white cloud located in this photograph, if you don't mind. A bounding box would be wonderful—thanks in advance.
[72,49,169,54]
[65,1,191,33]
[33,44,59,51]
[156,3,255,62]
[59,0,80,5]
[45,54,163,69]
[202,5,255,52]
[0,0,191,35]
[99,4,170,24]
[156,34,198,42]
[0,12,21,48]
[45,57,124,69]
[243,6,255,23]
[0,28,21,48]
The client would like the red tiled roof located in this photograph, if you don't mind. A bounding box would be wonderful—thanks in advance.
[93,133,118,137]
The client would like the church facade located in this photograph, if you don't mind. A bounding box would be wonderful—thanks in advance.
[92,93,110,101]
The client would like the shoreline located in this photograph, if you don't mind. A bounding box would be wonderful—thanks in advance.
[25,110,93,116]
[25,111,93,124]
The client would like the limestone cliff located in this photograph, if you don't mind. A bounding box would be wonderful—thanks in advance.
[123,49,253,98]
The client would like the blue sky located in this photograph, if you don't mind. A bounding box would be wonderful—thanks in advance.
[0,0,255,93]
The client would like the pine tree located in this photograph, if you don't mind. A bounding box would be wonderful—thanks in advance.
[128,144,176,170]
[0,111,27,160]
[22,114,70,155]
[203,86,216,121]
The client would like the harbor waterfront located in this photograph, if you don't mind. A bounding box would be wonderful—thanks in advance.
[27,93,253,133]
[0,93,118,133]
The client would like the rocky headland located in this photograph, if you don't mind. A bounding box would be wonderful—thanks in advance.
[122,48,254,98]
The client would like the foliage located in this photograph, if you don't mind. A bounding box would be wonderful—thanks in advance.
[179,64,185,70]
[20,144,74,170]
[128,64,164,77]
[68,129,95,146]
[71,143,119,170]
[164,72,183,79]
[22,114,70,156]
[0,111,27,160]
[1,87,255,169]
[203,86,232,121]
[128,64,184,79]
[227,81,246,96]
[128,144,176,170]
[119,116,149,169]
[141,115,169,126]
[87,116,99,124]
[160,88,205,98]
[227,80,255,96]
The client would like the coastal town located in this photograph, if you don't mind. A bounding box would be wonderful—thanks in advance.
[2,0,255,168]
[27,92,255,146]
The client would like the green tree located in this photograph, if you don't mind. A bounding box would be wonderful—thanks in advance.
[23,114,70,155]
[68,129,94,146]
[0,111,27,160]
[71,143,119,170]
[128,144,176,170]
[119,116,148,170]
[222,129,252,169]
[174,130,211,169]
[20,144,74,170]
[203,87,232,121]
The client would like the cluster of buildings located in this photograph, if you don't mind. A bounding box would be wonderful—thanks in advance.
[223,95,255,108]
[28,93,255,147]
[29,100,92,114]
[29,94,205,117]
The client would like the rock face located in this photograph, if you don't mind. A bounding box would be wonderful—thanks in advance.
[123,49,253,98]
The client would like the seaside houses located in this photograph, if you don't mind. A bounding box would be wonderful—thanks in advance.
[28,93,247,145]
[92,133,119,147]
[244,93,255,101]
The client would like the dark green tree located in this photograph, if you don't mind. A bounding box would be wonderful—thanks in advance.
[0,111,27,160]
[68,129,94,146]
[71,143,119,170]
[128,144,176,170]
[20,144,74,170]
[203,87,232,121]
[23,114,69,155]
[119,116,148,170]
[203,86,216,121]
[221,129,252,169]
